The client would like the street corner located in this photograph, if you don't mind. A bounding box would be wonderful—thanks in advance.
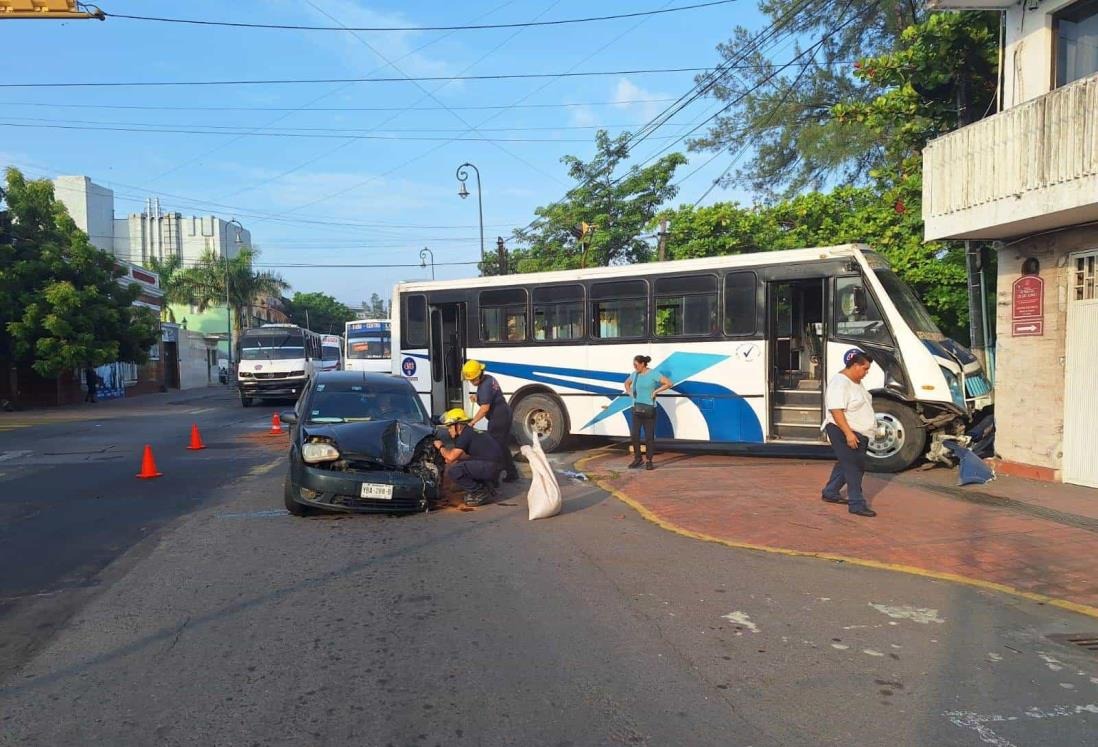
[579,449,1098,620]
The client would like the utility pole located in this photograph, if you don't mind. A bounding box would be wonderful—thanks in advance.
[496,236,508,275]
[965,241,989,370]
[657,219,669,262]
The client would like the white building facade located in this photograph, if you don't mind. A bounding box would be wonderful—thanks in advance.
[924,0,1098,487]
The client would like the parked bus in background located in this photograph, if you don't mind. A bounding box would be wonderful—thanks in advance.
[320,334,343,372]
[344,319,392,373]
[391,244,993,473]
[236,323,322,408]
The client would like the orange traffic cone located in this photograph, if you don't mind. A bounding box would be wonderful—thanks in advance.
[136,444,163,479]
[269,412,283,435]
[187,423,206,451]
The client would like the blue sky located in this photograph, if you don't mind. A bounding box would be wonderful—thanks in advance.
[1,0,767,306]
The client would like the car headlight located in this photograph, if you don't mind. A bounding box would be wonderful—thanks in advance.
[940,367,965,408]
[238,371,253,378]
[302,441,340,463]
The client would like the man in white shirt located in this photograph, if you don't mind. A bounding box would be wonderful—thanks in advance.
[821,348,878,518]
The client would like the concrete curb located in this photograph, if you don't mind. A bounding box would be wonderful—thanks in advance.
[574,449,1098,621]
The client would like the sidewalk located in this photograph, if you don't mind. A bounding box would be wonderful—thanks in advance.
[578,449,1098,618]
[0,385,235,428]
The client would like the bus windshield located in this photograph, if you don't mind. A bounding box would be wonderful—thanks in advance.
[873,269,944,340]
[240,331,306,360]
[347,332,391,359]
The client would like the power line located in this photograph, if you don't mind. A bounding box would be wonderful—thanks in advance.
[0,120,689,143]
[103,1,737,32]
[0,66,717,89]
[0,97,680,113]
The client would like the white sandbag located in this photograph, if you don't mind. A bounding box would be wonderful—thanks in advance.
[521,434,562,520]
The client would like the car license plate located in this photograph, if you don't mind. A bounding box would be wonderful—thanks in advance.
[360,483,393,500]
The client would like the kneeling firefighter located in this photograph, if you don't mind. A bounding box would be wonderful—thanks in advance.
[462,359,519,483]
[434,408,504,506]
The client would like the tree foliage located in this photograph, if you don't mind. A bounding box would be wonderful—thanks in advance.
[285,291,355,334]
[0,167,159,377]
[171,246,289,339]
[508,131,686,273]
[145,253,185,322]
[360,293,388,319]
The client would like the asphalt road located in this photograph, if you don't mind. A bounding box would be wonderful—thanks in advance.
[0,387,285,681]
[2,392,1098,745]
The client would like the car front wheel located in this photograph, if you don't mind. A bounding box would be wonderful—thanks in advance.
[284,473,310,516]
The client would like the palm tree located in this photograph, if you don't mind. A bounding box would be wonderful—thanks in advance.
[173,247,289,347]
[145,253,185,322]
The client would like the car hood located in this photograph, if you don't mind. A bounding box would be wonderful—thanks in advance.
[303,419,435,466]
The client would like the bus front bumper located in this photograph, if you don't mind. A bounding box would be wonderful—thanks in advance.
[238,376,309,398]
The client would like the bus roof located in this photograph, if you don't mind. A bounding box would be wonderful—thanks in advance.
[394,243,876,293]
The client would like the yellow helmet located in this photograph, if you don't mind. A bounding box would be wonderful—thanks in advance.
[461,360,486,381]
[441,408,470,425]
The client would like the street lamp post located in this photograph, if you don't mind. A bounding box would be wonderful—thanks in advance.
[455,162,485,270]
[419,247,435,280]
[226,218,244,380]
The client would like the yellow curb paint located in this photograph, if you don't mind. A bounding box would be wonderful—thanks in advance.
[575,451,1098,621]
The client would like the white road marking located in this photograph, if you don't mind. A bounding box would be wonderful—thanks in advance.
[720,611,759,634]
[946,704,1098,746]
[869,603,945,624]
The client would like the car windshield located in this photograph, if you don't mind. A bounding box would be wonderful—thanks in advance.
[322,346,340,361]
[873,269,944,340]
[306,384,427,424]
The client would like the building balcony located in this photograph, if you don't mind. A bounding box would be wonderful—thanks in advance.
[923,72,1098,241]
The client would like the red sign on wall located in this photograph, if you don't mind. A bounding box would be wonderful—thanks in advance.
[1012,276,1044,320]
[1011,275,1044,336]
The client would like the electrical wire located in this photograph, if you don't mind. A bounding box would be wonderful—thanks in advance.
[0,97,680,113]
[0,66,716,89]
[102,1,738,32]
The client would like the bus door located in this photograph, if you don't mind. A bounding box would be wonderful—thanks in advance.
[428,302,466,417]
[766,277,827,441]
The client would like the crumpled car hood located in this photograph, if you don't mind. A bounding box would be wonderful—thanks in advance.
[303,419,435,466]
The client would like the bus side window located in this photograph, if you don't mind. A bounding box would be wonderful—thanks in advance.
[403,295,427,348]
[533,284,584,341]
[479,288,528,343]
[591,280,648,339]
[655,274,718,337]
[833,276,893,346]
[724,272,757,336]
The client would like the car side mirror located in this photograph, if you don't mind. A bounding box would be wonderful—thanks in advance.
[280,410,298,425]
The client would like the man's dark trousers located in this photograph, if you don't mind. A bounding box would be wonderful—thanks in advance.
[449,460,500,492]
[822,423,870,512]
[487,417,518,479]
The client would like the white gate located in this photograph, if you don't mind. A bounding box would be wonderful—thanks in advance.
[1063,251,1098,488]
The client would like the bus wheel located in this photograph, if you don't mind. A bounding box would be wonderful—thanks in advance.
[867,399,926,473]
[513,394,566,452]
[240,393,254,408]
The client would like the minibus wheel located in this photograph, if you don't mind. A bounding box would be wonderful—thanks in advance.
[513,394,566,452]
[867,399,926,473]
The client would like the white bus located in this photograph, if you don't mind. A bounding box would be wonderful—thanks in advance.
[390,244,993,472]
[320,334,343,372]
[344,319,392,373]
[236,323,323,407]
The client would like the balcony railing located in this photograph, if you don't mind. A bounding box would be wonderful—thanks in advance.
[923,73,1098,241]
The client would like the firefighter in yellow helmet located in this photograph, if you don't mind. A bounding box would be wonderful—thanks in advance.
[433,408,504,506]
[462,360,519,482]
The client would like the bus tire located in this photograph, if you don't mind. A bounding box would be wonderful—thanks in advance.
[513,394,567,453]
[240,392,254,408]
[867,398,926,473]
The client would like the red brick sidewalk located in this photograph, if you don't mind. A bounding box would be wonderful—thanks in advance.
[578,450,1098,618]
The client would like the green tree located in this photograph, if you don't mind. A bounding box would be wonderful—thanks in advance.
[145,253,185,322]
[508,131,686,273]
[172,246,289,344]
[689,0,932,198]
[0,167,159,377]
[658,186,969,339]
[285,291,355,333]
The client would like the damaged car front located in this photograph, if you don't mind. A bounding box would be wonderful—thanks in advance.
[281,372,444,515]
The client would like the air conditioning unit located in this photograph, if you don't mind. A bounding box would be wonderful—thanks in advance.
[928,0,1019,9]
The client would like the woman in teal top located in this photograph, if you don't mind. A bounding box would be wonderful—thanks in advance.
[623,355,672,470]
